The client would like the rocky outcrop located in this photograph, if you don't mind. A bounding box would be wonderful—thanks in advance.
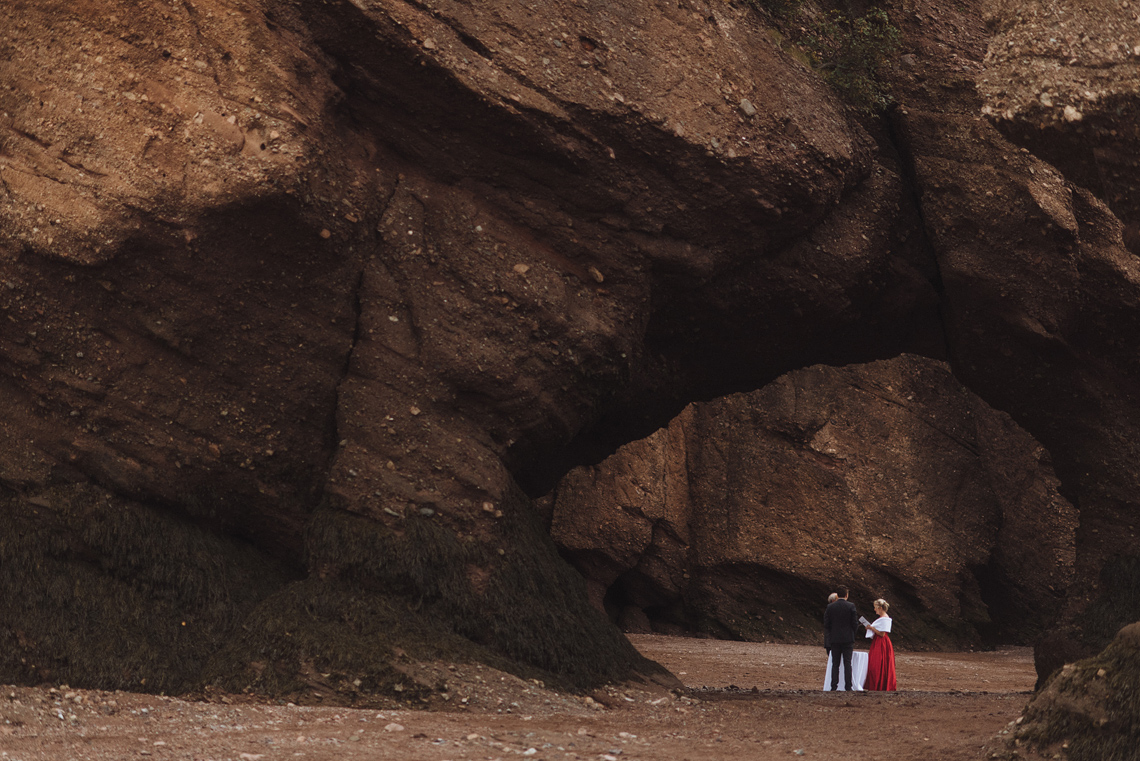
[971,4,1140,605]
[549,355,1077,647]
[979,0,1140,254]
[1002,622,1140,761]
[1,0,1139,701]
[0,0,938,698]
[886,0,1140,638]
[880,0,1140,693]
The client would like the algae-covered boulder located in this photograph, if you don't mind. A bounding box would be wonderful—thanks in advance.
[1007,622,1140,761]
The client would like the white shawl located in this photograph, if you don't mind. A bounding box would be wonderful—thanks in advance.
[866,615,892,638]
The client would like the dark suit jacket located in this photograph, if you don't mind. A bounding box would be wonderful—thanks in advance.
[823,599,860,645]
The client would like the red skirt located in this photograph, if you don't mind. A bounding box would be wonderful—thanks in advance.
[865,634,897,691]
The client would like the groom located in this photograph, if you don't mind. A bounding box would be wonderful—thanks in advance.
[823,586,860,691]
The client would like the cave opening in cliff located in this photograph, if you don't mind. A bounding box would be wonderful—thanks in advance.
[546,352,1079,650]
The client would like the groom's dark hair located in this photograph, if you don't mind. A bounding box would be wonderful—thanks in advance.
[839,587,850,598]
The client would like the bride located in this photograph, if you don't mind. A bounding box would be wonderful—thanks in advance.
[864,598,897,691]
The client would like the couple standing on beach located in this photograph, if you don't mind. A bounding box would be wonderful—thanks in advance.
[823,588,897,691]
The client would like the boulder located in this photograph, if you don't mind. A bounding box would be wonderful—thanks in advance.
[1034,629,1093,692]
[1006,622,1140,761]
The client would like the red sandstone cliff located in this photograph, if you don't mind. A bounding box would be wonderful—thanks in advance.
[1,0,1139,709]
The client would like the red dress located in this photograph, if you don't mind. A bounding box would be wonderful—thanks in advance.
[865,618,897,691]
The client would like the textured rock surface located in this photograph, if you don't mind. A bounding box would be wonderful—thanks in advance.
[0,0,936,698]
[549,355,1077,647]
[887,0,1140,702]
[886,0,1140,639]
[979,0,1140,253]
[1,0,1139,703]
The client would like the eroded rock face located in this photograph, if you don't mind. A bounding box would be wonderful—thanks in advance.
[974,2,1140,595]
[979,0,1140,253]
[550,355,1077,647]
[0,0,938,696]
[1,0,1137,700]
[888,0,1140,624]
[873,0,1140,700]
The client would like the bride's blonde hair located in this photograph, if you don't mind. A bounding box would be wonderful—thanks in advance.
[874,598,890,613]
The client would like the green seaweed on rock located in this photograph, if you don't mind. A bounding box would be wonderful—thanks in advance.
[204,486,667,702]
[1010,623,1140,761]
[0,486,287,692]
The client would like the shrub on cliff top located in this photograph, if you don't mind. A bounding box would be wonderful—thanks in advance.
[802,8,900,112]
[743,0,804,20]
[744,0,901,113]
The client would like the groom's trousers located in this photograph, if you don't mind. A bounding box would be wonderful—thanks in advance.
[830,643,854,690]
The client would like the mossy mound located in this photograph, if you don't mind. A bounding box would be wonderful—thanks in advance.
[1009,622,1140,761]
[204,487,667,701]
[0,486,289,692]
[0,481,665,701]
[200,576,474,706]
